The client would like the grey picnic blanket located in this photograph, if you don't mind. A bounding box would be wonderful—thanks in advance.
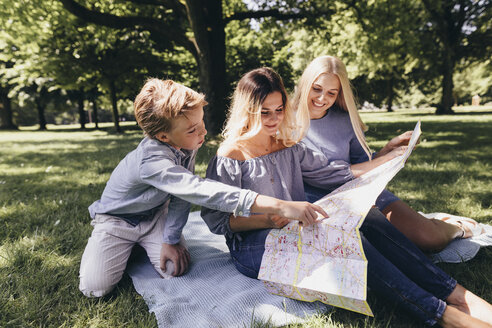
[127,212,492,327]
[126,211,329,328]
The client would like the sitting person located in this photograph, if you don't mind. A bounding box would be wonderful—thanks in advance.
[79,78,326,298]
[292,55,483,252]
[201,67,492,327]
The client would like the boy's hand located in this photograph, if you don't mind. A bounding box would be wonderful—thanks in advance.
[160,243,190,276]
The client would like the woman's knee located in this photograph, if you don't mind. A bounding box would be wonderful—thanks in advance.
[408,227,450,253]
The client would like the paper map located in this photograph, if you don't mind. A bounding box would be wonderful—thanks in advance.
[258,121,422,316]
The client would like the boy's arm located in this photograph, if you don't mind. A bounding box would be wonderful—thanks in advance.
[162,195,191,245]
[160,241,190,277]
[141,153,326,235]
[159,152,195,277]
[140,156,259,219]
[160,195,192,276]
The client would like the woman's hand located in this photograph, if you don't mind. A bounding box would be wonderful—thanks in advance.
[351,145,408,177]
[378,131,416,157]
[387,145,408,159]
[277,200,328,227]
[268,214,291,228]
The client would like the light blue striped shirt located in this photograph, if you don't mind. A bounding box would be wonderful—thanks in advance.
[89,137,258,244]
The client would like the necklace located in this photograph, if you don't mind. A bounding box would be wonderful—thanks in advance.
[241,136,277,158]
[240,136,278,184]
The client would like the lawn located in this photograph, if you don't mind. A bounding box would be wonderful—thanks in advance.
[1,107,491,327]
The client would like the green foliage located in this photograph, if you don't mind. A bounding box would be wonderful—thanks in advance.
[0,0,196,128]
[0,111,491,327]
[454,59,492,104]
[1,0,491,129]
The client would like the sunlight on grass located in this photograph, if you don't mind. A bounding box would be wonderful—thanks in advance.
[0,235,74,269]
[1,109,491,327]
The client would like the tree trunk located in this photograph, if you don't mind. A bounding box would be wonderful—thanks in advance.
[0,87,17,130]
[77,92,86,129]
[35,97,47,130]
[109,79,121,132]
[436,51,455,115]
[186,0,227,135]
[92,96,99,129]
[386,77,394,112]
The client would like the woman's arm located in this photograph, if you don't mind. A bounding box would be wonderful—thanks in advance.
[350,130,416,177]
[350,146,407,177]
[229,196,326,232]
[251,194,327,226]
[374,131,414,158]
[229,213,290,232]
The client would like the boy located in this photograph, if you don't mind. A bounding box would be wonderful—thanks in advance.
[79,78,326,297]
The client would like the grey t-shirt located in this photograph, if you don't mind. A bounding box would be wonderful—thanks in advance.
[302,106,399,209]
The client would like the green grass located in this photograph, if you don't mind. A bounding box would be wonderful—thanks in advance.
[1,108,491,327]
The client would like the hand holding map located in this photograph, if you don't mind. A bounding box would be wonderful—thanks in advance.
[258,121,422,316]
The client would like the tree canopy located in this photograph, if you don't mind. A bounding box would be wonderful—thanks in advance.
[0,0,490,131]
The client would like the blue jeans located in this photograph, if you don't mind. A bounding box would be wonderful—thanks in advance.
[304,182,400,211]
[226,208,456,326]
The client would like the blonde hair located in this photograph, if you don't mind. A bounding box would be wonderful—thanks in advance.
[134,78,207,138]
[222,67,297,147]
[292,56,372,159]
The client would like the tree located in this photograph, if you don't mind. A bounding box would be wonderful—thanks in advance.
[453,59,492,104]
[0,0,61,129]
[419,0,491,114]
[59,0,333,134]
[334,0,491,113]
[44,4,168,132]
[0,59,17,130]
[337,0,424,111]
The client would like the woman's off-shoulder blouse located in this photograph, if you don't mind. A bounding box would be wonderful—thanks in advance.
[201,142,354,238]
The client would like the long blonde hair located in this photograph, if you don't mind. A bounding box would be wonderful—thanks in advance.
[222,67,297,147]
[292,56,372,159]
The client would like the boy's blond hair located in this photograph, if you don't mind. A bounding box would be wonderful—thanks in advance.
[134,78,207,138]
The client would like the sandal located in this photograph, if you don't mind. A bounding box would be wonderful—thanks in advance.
[418,212,485,238]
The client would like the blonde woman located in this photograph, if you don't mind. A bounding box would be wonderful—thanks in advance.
[201,67,492,327]
[293,55,483,252]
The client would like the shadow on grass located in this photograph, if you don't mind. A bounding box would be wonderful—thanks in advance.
[1,115,490,328]
[0,133,218,170]
[19,124,143,134]
[400,110,492,117]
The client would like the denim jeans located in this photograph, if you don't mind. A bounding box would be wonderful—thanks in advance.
[226,208,456,326]
[304,182,399,212]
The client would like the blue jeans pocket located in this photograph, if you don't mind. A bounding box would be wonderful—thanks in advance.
[227,229,271,279]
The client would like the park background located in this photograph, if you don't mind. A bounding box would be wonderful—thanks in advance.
[0,0,491,327]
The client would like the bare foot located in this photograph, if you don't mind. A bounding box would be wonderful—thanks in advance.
[441,305,492,328]
[446,284,492,325]
[440,216,484,238]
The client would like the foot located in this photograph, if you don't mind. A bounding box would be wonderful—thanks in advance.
[446,284,492,325]
[419,212,484,238]
[441,305,492,328]
[440,216,485,238]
